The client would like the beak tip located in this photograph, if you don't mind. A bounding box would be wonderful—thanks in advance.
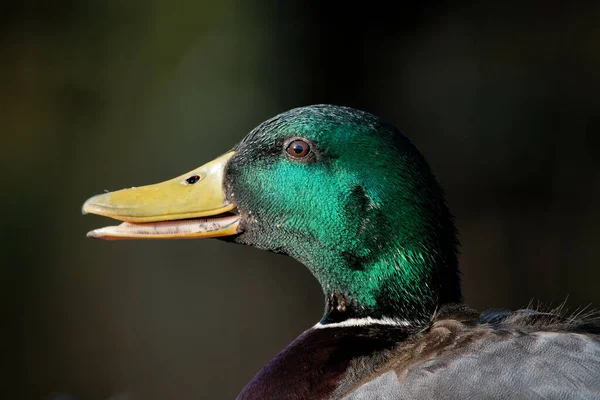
[82,193,108,216]
[86,229,101,239]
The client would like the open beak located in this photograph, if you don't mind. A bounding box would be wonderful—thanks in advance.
[82,151,240,240]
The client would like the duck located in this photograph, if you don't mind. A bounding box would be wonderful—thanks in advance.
[83,105,600,399]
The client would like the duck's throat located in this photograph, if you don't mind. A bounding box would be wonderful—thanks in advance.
[312,247,462,327]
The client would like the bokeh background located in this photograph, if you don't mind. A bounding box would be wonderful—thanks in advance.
[3,1,600,399]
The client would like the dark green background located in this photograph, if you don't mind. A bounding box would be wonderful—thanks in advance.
[3,2,599,399]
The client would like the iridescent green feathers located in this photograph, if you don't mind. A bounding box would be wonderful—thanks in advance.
[225,105,460,323]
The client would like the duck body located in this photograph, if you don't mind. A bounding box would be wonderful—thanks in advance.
[83,105,600,399]
[239,306,600,399]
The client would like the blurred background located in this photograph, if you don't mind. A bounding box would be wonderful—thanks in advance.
[3,1,599,399]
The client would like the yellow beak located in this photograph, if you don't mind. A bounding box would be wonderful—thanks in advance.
[82,151,240,240]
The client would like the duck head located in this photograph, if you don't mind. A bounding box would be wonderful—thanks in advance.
[83,105,461,325]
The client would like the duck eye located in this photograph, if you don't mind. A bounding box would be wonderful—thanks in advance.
[286,139,310,158]
[185,174,200,184]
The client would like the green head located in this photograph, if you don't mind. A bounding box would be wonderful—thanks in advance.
[225,105,460,323]
[83,105,461,325]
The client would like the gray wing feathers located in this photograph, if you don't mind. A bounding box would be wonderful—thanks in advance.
[342,332,600,400]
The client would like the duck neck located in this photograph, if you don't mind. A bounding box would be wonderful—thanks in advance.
[315,248,460,327]
[299,202,462,327]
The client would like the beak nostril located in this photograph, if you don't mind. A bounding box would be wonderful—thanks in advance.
[186,174,200,185]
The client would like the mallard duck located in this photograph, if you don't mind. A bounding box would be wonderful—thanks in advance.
[83,105,600,399]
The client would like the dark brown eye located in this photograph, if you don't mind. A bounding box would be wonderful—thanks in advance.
[186,174,200,184]
[286,139,311,158]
